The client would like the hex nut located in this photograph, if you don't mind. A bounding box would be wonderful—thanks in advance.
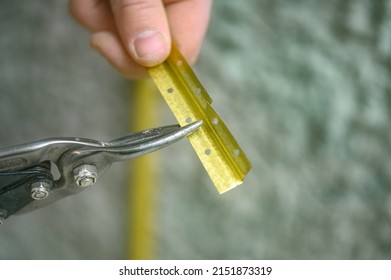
[73,164,98,187]
[30,181,51,200]
[0,210,5,227]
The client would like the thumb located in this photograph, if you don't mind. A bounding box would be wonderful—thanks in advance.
[110,0,171,67]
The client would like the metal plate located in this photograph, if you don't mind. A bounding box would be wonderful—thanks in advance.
[148,45,251,193]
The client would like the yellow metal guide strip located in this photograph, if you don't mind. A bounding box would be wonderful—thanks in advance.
[148,45,251,193]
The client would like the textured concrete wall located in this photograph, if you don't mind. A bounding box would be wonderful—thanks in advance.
[1,0,391,259]
[169,0,391,259]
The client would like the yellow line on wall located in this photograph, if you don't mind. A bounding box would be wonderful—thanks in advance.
[127,79,158,260]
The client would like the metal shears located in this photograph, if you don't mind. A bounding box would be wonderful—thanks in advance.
[0,121,202,226]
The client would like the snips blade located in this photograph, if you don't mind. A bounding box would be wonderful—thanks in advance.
[60,120,203,168]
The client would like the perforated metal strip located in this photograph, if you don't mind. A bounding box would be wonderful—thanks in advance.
[148,45,251,193]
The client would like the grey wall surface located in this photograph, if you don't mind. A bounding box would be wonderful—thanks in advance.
[1,0,391,259]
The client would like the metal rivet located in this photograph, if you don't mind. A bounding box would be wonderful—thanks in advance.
[205,149,211,155]
[73,164,98,188]
[30,182,51,200]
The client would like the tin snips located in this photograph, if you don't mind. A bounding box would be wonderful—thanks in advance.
[0,121,202,226]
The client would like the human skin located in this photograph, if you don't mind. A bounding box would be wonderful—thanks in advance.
[69,0,212,79]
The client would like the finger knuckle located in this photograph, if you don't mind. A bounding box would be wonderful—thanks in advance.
[111,0,157,15]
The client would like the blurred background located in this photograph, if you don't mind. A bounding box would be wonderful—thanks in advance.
[1,0,391,259]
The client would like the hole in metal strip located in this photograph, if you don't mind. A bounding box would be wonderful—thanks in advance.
[167,88,174,93]
[205,149,211,155]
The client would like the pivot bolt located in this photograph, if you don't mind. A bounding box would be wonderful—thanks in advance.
[30,181,50,200]
[73,164,98,187]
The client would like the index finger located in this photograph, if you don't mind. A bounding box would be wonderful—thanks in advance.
[165,0,212,64]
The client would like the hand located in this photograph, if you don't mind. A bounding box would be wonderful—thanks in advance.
[69,0,212,79]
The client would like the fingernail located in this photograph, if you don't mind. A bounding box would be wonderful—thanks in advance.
[131,30,167,65]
